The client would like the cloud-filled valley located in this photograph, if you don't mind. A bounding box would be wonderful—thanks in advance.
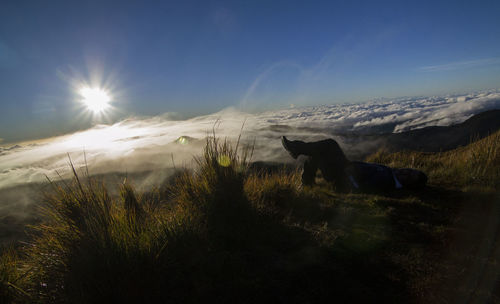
[1,90,500,192]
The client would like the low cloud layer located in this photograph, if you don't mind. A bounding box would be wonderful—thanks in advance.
[1,90,499,191]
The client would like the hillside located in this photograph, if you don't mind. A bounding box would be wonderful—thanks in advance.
[382,109,500,152]
[341,109,500,159]
[1,130,499,303]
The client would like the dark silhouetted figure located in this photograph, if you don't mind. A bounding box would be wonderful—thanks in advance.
[281,136,427,193]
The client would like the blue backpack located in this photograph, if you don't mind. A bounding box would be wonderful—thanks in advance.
[345,161,401,192]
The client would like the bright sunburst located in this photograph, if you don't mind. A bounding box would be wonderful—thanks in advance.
[80,87,111,113]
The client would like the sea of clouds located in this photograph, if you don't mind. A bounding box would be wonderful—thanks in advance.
[1,90,500,191]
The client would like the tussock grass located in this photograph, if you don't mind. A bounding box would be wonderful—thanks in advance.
[23,173,177,303]
[168,135,254,248]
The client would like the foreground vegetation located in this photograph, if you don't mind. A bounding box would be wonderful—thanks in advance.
[368,129,500,190]
[1,131,499,303]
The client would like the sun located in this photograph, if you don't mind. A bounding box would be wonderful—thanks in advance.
[80,87,111,113]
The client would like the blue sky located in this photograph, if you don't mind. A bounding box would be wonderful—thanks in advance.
[1,0,500,142]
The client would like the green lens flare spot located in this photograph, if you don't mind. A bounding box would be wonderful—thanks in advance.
[217,155,231,167]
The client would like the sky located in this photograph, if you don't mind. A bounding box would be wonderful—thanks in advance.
[1,0,500,143]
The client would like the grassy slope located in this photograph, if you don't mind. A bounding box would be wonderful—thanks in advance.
[1,131,499,303]
[368,130,500,303]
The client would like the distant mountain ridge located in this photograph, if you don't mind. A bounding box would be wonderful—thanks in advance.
[340,109,500,160]
[382,109,500,152]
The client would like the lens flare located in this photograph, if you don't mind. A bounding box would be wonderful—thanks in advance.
[217,155,231,167]
[80,87,111,113]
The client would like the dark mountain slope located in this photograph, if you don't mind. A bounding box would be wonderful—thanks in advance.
[340,109,500,160]
[381,109,500,152]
